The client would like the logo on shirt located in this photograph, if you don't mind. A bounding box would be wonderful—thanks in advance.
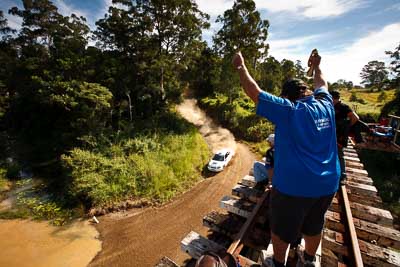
[315,118,331,130]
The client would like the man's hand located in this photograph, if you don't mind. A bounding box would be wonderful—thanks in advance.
[309,49,328,89]
[232,51,245,70]
[232,51,261,103]
[309,53,321,68]
[306,49,319,77]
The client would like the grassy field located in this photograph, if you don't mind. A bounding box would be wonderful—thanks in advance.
[338,89,396,120]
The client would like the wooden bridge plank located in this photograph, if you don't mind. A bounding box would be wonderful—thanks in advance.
[346,193,383,208]
[338,187,382,205]
[326,210,400,249]
[345,160,364,169]
[358,239,400,267]
[241,175,257,188]
[181,231,225,260]
[337,187,383,206]
[330,198,392,226]
[203,211,244,237]
[344,151,358,158]
[232,184,262,203]
[343,155,360,162]
[220,195,254,218]
[321,248,345,267]
[346,181,377,196]
[322,229,400,267]
[203,211,270,250]
[344,146,355,151]
[346,174,374,185]
[346,167,368,175]
[228,189,270,255]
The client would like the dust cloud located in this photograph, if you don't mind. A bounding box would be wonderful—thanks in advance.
[177,98,237,154]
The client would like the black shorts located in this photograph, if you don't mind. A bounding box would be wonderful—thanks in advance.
[269,188,334,244]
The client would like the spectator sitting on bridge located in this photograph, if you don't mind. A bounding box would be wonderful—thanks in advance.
[253,133,275,189]
[232,50,339,267]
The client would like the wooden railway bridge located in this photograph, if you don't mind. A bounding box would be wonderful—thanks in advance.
[157,144,400,267]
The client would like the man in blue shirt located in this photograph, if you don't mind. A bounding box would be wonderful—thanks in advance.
[233,51,340,267]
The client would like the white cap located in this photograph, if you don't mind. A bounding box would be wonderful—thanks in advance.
[267,134,275,145]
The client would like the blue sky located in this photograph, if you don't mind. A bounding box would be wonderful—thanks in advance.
[2,0,400,85]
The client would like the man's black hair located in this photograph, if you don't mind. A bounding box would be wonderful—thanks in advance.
[281,78,308,102]
[330,90,340,99]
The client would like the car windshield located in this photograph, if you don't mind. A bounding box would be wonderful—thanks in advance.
[212,154,225,161]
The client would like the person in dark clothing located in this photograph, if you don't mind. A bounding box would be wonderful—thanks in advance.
[330,90,363,184]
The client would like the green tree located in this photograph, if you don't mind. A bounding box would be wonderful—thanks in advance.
[0,10,15,37]
[211,0,269,102]
[5,1,112,162]
[360,60,388,89]
[187,46,221,97]
[95,0,209,116]
[258,56,283,94]
[0,10,16,120]
[281,59,297,82]
[345,80,353,90]
[139,0,209,101]
[294,60,306,80]
[213,0,269,66]
[386,42,400,88]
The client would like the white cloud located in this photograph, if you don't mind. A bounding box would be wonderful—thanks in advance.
[268,23,400,84]
[323,23,400,84]
[98,0,113,19]
[255,0,364,19]
[53,0,88,18]
[196,0,233,17]
[268,34,323,59]
[4,13,22,30]
[195,0,364,19]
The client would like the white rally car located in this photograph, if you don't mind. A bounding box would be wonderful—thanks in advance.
[207,148,234,172]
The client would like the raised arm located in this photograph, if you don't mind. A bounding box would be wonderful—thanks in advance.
[232,52,262,103]
[310,53,328,90]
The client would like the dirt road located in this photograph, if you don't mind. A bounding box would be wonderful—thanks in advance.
[89,98,256,267]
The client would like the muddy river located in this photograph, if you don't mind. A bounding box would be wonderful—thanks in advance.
[0,219,101,267]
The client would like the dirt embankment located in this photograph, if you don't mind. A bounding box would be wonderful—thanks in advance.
[89,98,256,267]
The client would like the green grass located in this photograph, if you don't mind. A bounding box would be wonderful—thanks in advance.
[62,113,210,207]
[339,89,396,120]
[0,168,11,199]
[0,178,77,225]
[243,140,272,158]
[0,169,9,192]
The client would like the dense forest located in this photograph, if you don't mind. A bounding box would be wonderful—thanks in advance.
[0,0,399,223]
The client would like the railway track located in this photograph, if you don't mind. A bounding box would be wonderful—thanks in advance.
[157,145,400,267]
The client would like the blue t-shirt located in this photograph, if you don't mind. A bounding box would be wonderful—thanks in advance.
[256,87,340,197]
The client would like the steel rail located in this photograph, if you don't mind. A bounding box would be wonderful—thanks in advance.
[228,189,270,256]
[340,184,364,267]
